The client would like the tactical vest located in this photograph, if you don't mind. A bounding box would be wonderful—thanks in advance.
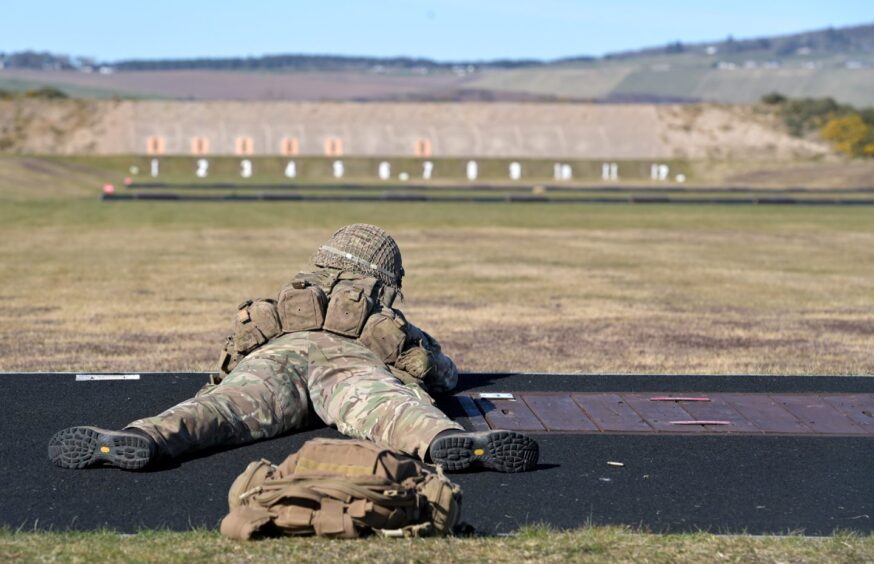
[219,438,463,539]
[219,269,432,381]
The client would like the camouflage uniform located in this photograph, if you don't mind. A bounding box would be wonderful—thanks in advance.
[127,329,463,461]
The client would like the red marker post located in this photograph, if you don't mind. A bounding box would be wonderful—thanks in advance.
[102,183,115,195]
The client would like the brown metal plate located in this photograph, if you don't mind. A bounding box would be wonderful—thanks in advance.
[475,396,545,431]
[822,394,874,434]
[520,394,599,431]
[677,395,761,433]
[570,393,653,432]
[619,393,708,433]
[719,394,812,434]
[461,392,874,436]
[771,394,869,435]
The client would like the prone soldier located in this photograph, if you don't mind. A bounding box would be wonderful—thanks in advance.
[49,224,539,473]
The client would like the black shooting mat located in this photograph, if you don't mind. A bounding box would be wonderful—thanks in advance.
[1,372,873,535]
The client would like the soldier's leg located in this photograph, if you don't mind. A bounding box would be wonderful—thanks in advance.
[305,332,463,461]
[49,333,312,469]
[127,334,311,459]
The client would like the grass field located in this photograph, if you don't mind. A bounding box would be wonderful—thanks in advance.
[1,155,873,561]
[3,527,874,563]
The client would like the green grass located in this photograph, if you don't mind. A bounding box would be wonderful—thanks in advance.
[61,155,696,185]
[1,527,873,563]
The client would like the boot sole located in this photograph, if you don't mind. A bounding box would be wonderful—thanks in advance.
[48,426,152,470]
[430,430,539,473]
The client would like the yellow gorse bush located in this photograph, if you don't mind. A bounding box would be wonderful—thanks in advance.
[821,114,873,157]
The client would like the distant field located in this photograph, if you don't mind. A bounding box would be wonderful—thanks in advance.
[2,54,873,105]
[0,68,471,101]
[4,157,874,202]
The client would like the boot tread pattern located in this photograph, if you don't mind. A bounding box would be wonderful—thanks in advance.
[431,430,538,473]
[48,426,152,470]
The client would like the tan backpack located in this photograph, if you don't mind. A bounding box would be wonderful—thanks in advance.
[220,438,463,540]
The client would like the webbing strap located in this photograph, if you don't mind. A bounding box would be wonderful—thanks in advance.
[318,245,398,284]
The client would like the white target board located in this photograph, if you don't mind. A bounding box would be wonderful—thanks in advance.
[196,159,209,178]
[553,163,573,180]
[601,162,619,181]
[650,164,670,181]
[378,161,391,180]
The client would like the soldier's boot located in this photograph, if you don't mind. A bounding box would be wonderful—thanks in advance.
[428,430,539,473]
[48,426,157,470]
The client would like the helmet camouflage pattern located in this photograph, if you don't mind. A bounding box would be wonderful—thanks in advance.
[313,224,404,289]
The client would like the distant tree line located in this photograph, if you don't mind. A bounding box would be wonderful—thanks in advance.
[0,50,544,72]
[763,93,874,158]
[111,54,545,72]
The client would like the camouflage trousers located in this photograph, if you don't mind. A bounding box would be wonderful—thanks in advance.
[127,331,463,461]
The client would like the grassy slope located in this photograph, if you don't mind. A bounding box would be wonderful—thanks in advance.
[469,55,874,106]
[1,156,873,557]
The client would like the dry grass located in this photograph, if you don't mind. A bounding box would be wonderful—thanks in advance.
[1,178,872,375]
[3,224,874,374]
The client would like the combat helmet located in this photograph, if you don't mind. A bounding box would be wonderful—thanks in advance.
[313,224,404,289]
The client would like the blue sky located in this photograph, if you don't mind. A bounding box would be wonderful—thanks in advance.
[1,0,871,61]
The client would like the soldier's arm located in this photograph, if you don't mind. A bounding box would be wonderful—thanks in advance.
[397,319,458,394]
[419,330,458,394]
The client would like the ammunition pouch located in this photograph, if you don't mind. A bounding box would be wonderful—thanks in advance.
[233,299,282,355]
[322,277,378,338]
[277,280,328,333]
[358,308,408,365]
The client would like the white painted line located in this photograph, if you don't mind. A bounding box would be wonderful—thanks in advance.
[75,374,141,381]
[478,393,515,400]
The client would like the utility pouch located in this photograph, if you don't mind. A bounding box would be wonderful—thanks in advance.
[358,308,408,364]
[233,298,282,355]
[218,335,241,375]
[323,278,377,338]
[277,280,328,333]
